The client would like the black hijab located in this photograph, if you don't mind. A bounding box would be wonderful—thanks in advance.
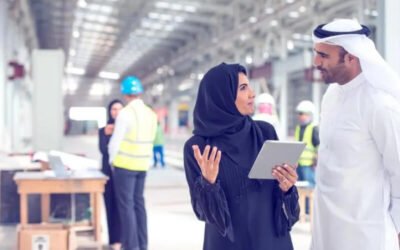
[107,99,123,125]
[193,63,265,172]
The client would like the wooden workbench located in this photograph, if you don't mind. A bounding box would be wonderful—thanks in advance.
[14,170,108,243]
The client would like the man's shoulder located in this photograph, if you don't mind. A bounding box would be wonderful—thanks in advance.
[364,85,400,110]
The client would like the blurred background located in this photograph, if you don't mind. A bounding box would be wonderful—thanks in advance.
[0,0,399,249]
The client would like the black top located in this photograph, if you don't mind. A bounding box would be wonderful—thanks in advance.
[184,63,299,250]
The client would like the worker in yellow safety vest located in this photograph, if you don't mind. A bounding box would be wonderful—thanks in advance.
[294,100,319,187]
[108,75,157,250]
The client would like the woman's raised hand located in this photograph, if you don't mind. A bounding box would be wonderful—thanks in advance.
[192,145,222,184]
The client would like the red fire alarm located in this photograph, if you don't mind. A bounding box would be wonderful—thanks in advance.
[8,61,25,80]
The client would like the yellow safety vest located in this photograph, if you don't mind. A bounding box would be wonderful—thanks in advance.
[294,124,317,167]
[112,103,157,171]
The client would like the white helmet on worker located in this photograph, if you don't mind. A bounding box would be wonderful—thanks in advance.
[296,100,315,115]
[255,93,275,106]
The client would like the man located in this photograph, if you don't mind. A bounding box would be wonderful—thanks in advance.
[294,100,319,187]
[252,92,282,136]
[109,76,157,250]
[311,19,400,250]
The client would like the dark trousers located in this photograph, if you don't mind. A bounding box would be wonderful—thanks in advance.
[153,145,165,167]
[113,168,147,250]
[102,164,121,244]
[296,165,315,214]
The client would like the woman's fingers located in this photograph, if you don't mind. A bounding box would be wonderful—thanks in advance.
[203,145,211,164]
[208,147,218,167]
[274,165,297,184]
[214,150,222,167]
[283,164,298,180]
[192,145,202,163]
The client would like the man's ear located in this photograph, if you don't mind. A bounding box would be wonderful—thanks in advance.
[346,53,357,63]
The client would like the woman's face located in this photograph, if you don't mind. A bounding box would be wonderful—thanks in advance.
[235,72,255,115]
[110,102,123,119]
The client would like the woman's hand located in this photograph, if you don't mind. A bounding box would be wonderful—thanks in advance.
[104,124,114,135]
[192,145,222,184]
[272,164,298,193]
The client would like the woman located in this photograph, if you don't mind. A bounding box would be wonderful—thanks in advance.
[183,63,300,250]
[98,99,124,250]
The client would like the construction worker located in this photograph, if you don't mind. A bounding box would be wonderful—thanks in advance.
[294,100,319,187]
[252,92,281,137]
[108,76,157,250]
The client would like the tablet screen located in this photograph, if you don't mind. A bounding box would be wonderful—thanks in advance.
[248,140,306,179]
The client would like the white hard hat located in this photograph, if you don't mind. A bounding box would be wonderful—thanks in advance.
[255,93,275,106]
[296,100,315,114]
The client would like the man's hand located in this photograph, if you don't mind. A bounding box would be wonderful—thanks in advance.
[192,145,221,184]
[272,164,298,193]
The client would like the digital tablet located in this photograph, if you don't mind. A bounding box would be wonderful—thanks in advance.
[248,140,306,179]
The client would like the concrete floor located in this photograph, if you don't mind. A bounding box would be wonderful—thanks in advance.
[0,134,311,250]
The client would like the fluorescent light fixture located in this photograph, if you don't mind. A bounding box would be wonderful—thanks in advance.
[65,67,85,75]
[265,8,274,14]
[170,4,183,10]
[99,71,120,80]
[149,12,160,19]
[270,20,278,26]
[371,10,378,17]
[289,11,299,18]
[287,40,294,50]
[184,5,196,12]
[245,55,253,64]
[155,1,169,8]
[178,80,194,91]
[249,16,257,23]
[73,31,80,38]
[174,16,185,22]
[78,0,87,8]
[299,6,306,12]
[292,33,302,39]
[89,82,112,96]
[156,84,164,92]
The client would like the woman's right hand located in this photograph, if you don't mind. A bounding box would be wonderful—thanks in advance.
[192,145,221,184]
[104,124,114,135]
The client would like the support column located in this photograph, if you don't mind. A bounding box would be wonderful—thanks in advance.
[377,0,400,74]
[32,50,64,151]
[278,33,288,139]
[168,101,179,136]
[0,1,7,150]
[312,70,322,123]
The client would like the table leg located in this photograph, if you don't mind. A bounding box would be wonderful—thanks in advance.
[20,193,28,226]
[299,193,306,223]
[309,193,314,230]
[41,194,50,222]
[93,192,102,241]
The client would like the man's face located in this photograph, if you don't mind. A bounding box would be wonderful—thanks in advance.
[313,43,349,84]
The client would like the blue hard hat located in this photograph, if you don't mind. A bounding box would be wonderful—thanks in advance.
[120,76,143,95]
